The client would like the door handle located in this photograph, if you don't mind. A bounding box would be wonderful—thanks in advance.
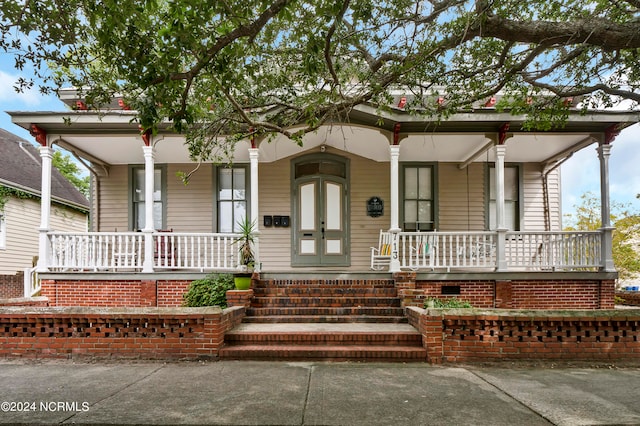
[321,227,325,239]
[303,233,313,237]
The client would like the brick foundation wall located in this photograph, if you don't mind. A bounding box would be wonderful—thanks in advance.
[157,280,191,307]
[415,280,495,308]
[0,306,245,360]
[0,273,24,299]
[401,279,615,310]
[42,279,194,307]
[407,307,640,364]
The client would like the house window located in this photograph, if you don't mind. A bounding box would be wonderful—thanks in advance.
[402,165,435,231]
[488,165,520,230]
[0,212,6,249]
[132,167,165,230]
[218,167,247,233]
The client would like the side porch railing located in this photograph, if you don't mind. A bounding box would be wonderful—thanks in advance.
[395,230,602,271]
[47,231,243,272]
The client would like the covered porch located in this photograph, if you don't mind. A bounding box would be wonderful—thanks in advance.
[10,96,637,304]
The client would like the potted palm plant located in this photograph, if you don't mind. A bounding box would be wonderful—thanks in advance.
[233,217,256,290]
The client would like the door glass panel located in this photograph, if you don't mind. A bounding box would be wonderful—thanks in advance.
[300,239,316,254]
[325,181,341,231]
[300,182,316,230]
[326,239,342,254]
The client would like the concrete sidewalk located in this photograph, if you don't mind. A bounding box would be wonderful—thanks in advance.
[1,360,639,425]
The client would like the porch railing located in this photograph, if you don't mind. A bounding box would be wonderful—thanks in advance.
[47,231,242,272]
[504,231,601,271]
[46,230,602,273]
[396,230,602,271]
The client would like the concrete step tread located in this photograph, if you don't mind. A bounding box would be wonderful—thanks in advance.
[241,315,408,323]
[247,307,404,314]
[219,344,427,360]
[230,323,419,333]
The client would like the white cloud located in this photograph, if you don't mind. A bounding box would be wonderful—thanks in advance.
[562,123,640,218]
[0,70,44,107]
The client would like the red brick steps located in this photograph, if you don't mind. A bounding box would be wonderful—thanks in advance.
[220,277,427,362]
[219,324,427,362]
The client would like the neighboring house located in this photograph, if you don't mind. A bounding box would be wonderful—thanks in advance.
[0,128,89,298]
[7,90,639,309]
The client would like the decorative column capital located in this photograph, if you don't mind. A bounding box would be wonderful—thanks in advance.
[597,143,612,159]
[495,144,507,157]
[142,144,155,158]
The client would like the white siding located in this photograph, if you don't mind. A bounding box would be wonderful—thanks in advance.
[97,165,129,231]
[438,163,485,231]
[523,164,562,231]
[0,197,87,274]
[256,158,292,270]
[166,164,213,231]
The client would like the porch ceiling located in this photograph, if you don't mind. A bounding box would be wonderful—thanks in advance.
[9,108,638,166]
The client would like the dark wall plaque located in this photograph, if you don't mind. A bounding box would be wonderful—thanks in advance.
[367,197,384,218]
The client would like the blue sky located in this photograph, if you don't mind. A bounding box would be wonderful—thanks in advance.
[1,54,639,223]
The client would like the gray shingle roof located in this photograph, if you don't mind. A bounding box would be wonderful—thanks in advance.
[0,128,89,210]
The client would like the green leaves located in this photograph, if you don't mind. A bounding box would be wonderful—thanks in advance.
[2,0,639,164]
[183,273,235,307]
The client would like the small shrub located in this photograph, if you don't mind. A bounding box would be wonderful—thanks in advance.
[424,297,473,309]
[183,273,235,308]
[614,295,626,305]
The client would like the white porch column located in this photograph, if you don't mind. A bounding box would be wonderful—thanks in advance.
[494,144,508,271]
[36,145,53,272]
[249,148,260,227]
[142,145,155,273]
[389,145,401,272]
[249,147,260,270]
[598,142,615,271]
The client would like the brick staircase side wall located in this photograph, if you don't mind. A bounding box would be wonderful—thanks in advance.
[0,272,24,299]
[407,307,640,363]
[0,306,245,360]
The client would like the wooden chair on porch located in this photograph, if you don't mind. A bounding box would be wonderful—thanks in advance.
[370,230,393,270]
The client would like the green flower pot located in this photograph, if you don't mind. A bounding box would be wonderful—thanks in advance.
[234,274,252,290]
